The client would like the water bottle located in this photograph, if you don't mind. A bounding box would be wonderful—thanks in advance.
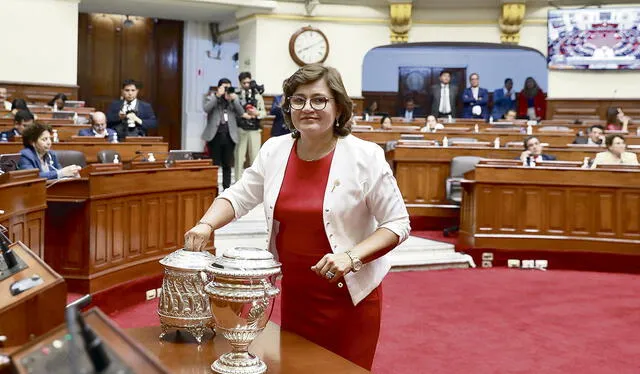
[474,124,479,133]
[527,123,533,135]
[636,127,640,136]
[494,137,500,149]
[447,115,452,124]
[52,129,59,143]
[530,157,536,167]
[442,136,449,147]
[111,132,118,143]
[113,154,120,164]
[582,157,590,168]
[147,153,156,162]
[0,133,8,142]
[489,115,494,124]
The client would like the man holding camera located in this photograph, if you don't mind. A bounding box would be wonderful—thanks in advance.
[235,72,266,181]
[106,79,157,140]
[202,78,248,189]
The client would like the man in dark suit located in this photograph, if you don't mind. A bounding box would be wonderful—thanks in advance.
[78,111,117,140]
[0,110,33,141]
[106,79,157,139]
[462,73,489,120]
[397,98,423,122]
[430,70,458,118]
[519,136,556,166]
[573,125,605,146]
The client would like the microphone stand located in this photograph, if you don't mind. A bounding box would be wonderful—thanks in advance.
[0,226,17,269]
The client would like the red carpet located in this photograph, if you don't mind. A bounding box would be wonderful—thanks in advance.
[105,269,640,373]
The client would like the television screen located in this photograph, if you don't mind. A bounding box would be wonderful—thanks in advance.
[548,7,640,70]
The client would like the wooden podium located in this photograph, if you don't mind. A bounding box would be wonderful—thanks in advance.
[44,164,218,293]
[0,241,66,348]
[0,170,46,258]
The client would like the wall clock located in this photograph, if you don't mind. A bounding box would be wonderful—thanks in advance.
[289,26,329,66]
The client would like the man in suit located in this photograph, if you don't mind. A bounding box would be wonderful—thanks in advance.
[78,111,117,140]
[430,70,458,118]
[491,78,516,120]
[519,136,556,166]
[202,78,247,189]
[462,73,489,120]
[106,79,157,139]
[573,125,605,146]
[1,110,33,141]
[398,98,422,122]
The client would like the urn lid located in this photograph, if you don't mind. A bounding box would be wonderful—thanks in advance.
[159,248,216,271]
[206,247,281,277]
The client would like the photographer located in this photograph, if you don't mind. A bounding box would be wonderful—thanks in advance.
[106,79,157,139]
[235,72,266,181]
[202,78,248,189]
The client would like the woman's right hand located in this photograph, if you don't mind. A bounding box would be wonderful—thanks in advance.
[60,165,81,178]
[184,223,213,252]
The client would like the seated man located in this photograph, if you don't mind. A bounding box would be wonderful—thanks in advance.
[0,87,11,110]
[106,79,157,139]
[519,136,556,166]
[398,98,422,122]
[78,111,117,139]
[18,122,81,180]
[573,125,605,146]
[1,110,34,141]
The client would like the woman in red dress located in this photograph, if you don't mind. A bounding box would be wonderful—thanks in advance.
[185,64,411,370]
[517,77,546,121]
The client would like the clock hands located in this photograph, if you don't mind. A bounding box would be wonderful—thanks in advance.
[296,40,325,55]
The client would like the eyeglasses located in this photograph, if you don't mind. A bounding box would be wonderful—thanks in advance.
[288,96,334,111]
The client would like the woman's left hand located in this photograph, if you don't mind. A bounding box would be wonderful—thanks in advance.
[311,253,352,283]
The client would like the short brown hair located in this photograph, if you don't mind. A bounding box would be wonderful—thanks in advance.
[22,122,52,148]
[605,134,624,148]
[281,63,352,139]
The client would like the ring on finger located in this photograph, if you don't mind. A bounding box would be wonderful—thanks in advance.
[325,271,335,280]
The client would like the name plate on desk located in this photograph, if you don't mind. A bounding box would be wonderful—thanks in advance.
[129,161,166,170]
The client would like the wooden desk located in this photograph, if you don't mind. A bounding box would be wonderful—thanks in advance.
[459,164,640,258]
[0,141,168,163]
[388,145,640,221]
[44,165,218,293]
[0,241,66,347]
[0,124,90,141]
[126,323,368,373]
[352,130,640,147]
[0,170,46,257]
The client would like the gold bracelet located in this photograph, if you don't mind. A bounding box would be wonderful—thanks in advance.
[198,221,215,231]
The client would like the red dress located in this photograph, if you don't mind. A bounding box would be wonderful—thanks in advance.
[274,141,382,370]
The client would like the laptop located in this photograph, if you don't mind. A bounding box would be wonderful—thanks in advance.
[0,153,21,173]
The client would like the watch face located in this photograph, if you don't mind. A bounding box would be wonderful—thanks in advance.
[293,30,328,64]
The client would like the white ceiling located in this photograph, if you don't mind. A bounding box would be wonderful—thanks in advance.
[78,0,640,22]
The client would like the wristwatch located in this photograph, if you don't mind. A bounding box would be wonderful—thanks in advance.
[345,251,363,272]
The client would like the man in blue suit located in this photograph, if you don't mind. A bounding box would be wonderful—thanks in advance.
[1,110,34,141]
[462,73,489,120]
[106,79,157,139]
[491,78,516,120]
[78,111,117,140]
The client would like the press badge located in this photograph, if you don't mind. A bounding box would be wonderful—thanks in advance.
[223,111,229,123]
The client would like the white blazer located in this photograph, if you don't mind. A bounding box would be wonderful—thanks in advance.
[219,134,411,305]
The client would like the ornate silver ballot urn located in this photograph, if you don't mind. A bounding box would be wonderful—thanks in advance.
[157,248,216,343]
[204,247,281,374]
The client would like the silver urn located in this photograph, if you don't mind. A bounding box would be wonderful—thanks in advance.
[157,248,216,343]
[205,247,281,374]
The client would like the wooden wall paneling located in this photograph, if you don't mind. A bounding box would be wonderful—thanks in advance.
[153,19,184,150]
[163,194,178,250]
[0,82,78,104]
[93,203,108,268]
[498,188,518,233]
[476,186,496,233]
[144,196,162,254]
[110,201,126,263]
[120,18,155,106]
[567,190,591,235]
[620,191,640,238]
[45,202,89,274]
[546,98,640,120]
[128,198,143,257]
[26,211,45,258]
[521,188,543,233]
[545,189,566,234]
[595,190,616,237]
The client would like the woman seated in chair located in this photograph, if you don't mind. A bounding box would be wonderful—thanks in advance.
[18,122,82,179]
[591,134,638,168]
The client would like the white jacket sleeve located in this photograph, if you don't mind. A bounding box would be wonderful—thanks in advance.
[365,146,411,243]
[218,142,266,219]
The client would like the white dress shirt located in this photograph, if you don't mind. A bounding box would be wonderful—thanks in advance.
[219,134,411,305]
[471,86,479,100]
[439,84,451,114]
[122,99,138,127]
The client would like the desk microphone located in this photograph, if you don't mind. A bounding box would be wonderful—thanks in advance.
[0,230,18,269]
[66,294,111,373]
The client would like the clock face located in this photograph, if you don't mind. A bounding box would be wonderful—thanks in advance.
[289,27,329,66]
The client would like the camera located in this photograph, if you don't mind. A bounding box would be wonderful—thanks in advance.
[226,86,237,94]
[249,80,264,95]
